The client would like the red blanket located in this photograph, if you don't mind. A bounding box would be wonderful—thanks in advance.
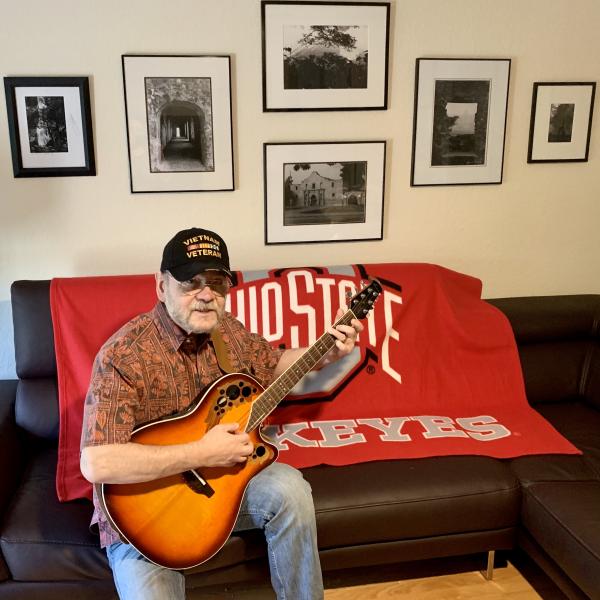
[51,264,579,502]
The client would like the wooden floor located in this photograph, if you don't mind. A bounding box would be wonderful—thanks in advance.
[199,554,567,599]
[324,562,541,599]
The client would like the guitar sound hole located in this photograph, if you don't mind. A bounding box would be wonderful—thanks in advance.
[226,385,240,400]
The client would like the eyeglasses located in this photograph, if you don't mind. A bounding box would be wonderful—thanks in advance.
[169,272,231,296]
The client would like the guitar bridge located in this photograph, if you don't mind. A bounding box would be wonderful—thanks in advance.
[182,469,214,497]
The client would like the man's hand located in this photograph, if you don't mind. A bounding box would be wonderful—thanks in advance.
[325,308,364,363]
[194,422,253,467]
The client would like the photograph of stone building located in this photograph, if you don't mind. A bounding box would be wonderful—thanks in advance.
[283,161,366,225]
[144,77,214,173]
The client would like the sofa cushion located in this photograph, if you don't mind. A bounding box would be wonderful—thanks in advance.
[538,401,600,476]
[521,481,600,599]
[11,281,55,379]
[15,378,59,441]
[0,447,269,583]
[305,456,520,549]
[0,448,111,582]
[510,401,600,483]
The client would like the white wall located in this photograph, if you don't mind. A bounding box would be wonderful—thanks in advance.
[1,0,599,307]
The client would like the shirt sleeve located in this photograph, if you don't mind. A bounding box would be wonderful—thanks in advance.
[80,344,139,449]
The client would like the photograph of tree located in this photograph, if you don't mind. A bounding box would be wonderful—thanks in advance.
[25,96,68,153]
[283,161,367,225]
[144,77,214,173]
[283,25,368,89]
[548,103,574,142]
[431,79,490,166]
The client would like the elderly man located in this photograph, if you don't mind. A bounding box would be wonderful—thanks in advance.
[80,227,362,600]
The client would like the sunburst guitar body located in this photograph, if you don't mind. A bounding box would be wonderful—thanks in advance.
[100,373,274,570]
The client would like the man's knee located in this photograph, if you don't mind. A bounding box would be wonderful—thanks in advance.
[256,463,315,519]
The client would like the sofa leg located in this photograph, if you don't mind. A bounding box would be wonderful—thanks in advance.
[481,550,495,580]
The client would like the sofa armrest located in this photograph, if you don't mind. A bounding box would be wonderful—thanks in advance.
[0,380,23,515]
[0,380,21,583]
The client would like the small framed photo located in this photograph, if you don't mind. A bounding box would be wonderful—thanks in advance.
[264,141,385,244]
[411,58,511,186]
[122,54,234,193]
[3,76,95,178]
[527,82,596,163]
[262,1,390,111]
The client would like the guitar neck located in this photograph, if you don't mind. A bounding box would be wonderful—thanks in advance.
[246,310,356,432]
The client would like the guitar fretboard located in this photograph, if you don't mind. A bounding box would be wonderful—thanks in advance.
[245,311,356,432]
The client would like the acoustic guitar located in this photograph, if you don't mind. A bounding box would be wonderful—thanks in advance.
[100,279,382,569]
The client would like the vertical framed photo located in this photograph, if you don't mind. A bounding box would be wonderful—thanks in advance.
[264,141,385,244]
[411,58,511,186]
[3,76,95,178]
[122,54,234,193]
[527,82,596,163]
[262,1,390,111]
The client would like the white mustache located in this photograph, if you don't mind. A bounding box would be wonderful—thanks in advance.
[192,302,215,312]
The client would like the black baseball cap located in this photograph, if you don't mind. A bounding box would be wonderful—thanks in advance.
[160,228,236,284]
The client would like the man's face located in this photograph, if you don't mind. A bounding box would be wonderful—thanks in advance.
[156,271,229,334]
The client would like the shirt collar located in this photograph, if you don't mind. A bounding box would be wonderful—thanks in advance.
[152,301,205,352]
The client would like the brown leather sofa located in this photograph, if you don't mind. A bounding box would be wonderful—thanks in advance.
[0,281,598,599]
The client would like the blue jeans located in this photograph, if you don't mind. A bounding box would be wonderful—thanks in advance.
[106,462,323,600]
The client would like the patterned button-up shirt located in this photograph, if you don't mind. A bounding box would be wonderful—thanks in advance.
[80,301,284,548]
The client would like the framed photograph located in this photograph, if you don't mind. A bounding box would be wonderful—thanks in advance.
[122,54,234,193]
[3,76,95,178]
[264,141,385,244]
[261,1,390,111]
[411,58,511,186]
[527,82,596,163]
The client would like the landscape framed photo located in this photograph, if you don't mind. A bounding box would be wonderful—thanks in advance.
[527,82,596,163]
[261,1,390,111]
[122,54,234,193]
[411,58,511,186]
[3,76,95,177]
[264,141,385,244]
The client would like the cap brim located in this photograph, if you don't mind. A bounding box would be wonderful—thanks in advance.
[167,262,237,286]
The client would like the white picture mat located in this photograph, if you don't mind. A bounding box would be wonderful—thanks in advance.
[15,86,85,168]
[264,3,388,109]
[123,55,233,191]
[530,85,593,160]
[265,142,385,243]
[413,59,510,185]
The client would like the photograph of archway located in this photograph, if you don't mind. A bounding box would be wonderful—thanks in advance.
[283,161,366,225]
[431,79,490,166]
[144,77,214,173]
[411,58,510,186]
[122,54,233,192]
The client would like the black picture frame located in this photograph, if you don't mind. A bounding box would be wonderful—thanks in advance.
[122,54,235,193]
[527,82,596,163]
[264,141,386,244]
[410,58,511,186]
[3,76,95,178]
[261,1,390,112]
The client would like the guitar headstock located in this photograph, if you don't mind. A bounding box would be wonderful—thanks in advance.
[349,279,383,320]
